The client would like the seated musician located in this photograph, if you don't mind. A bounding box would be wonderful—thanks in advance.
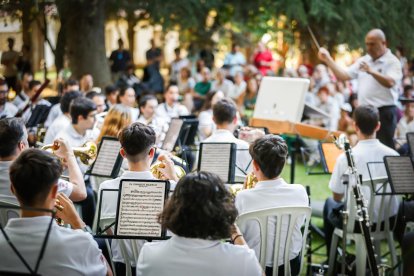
[136,171,262,276]
[0,78,18,118]
[0,149,111,275]
[44,91,82,145]
[323,105,399,256]
[203,98,251,179]
[21,80,51,124]
[137,94,167,146]
[155,84,189,123]
[99,122,178,275]
[0,117,86,203]
[56,97,97,226]
[235,134,309,276]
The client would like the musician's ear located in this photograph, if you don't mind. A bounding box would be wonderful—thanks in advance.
[120,147,126,158]
[252,159,260,172]
[148,147,155,159]
[232,116,238,125]
[49,184,58,200]
[375,121,381,132]
[10,183,16,196]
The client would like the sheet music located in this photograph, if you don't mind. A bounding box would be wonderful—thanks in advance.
[321,143,342,173]
[199,143,232,181]
[386,156,414,194]
[116,181,166,237]
[91,139,121,176]
[162,119,183,152]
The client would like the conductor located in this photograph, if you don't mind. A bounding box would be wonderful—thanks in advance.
[318,29,402,149]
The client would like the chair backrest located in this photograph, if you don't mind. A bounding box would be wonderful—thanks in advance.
[236,206,311,276]
[0,200,20,226]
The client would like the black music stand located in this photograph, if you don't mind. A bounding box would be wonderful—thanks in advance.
[95,179,170,241]
[384,156,414,195]
[406,132,414,158]
[198,142,237,183]
[90,136,123,178]
[0,205,55,275]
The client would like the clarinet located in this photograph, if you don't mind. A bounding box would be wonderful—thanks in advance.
[342,138,379,276]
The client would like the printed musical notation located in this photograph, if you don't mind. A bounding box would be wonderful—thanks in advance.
[386,156,414,194]
[116,181,166,237]
[92,139,121,176]
[199,143,232,181]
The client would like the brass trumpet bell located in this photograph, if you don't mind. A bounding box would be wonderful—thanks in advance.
[150,161,186,180]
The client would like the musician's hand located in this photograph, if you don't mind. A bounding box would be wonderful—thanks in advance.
[53,138,75,160]
[359,61,371,74]
[239,127,265,143]
[55,193,85,229]
[157,154,179,182]
[318,47,332,63]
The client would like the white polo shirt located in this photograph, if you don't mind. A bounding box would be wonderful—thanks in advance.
[0,160,73,205]
[44,114,71,144]
[203,129,252,179]
[155,103,189,123]
[329,139,399,221]
[235,178,309,267]
[0,216,107,275]
[0,102,18,118]
[136,236,262,276]
[346,49,402,107]
[197,109,216,141]
[44,103,63,127]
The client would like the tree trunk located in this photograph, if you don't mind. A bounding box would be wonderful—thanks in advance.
[127,12,136,64]
[56,0,111,88]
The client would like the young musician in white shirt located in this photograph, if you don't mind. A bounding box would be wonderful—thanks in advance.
[136,171,263,276]
[0,117,86,204]
[235,135,309,276]
[137,94,167,146]
[203,98,251,179]
[155,84,189,123]
[99,122,178,275]
[0,149,111,275]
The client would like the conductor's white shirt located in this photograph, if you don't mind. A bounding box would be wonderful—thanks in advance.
[235,178,309,267]
[0,216,107,275]
[346,49,402,107]
[329,139,399,221]
[136,236,262,276]
[203,129,252,179]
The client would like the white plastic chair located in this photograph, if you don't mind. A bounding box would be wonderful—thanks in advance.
[236,206,312,276]
[328,177,398,276]
[0,199,19,226]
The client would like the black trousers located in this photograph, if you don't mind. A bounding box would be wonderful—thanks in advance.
[377,105,397,149]
[114,262,136,276]
[79,184,96,227]
[265,254,301,276]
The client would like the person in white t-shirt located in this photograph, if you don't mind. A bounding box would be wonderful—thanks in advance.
[0,117,86,204]
[0,149,111,275]
[235,135,309,276]
[44,91,82,145]
[323,105,399,258]
[0,79,17,118]
[203,98,252,180]
[136,171,262,276]
[197,90,224,141]
[99,122,178,276]
[156,84,189,123]
[137,94,167,146]
[117,87,139,121]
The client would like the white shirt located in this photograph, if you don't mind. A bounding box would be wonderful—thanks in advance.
[44,103,63,127]
[211,79,234,98]
[395,116,414,143]
[224,52,246,76]
[136,236,262,276]
[0,216,107,275]
[44,114,71,144]
[0,102,18,118]
[12,91,29,109]
[229,81,247,100]
[346,49,402,107]
[0,160,73,205]
[235,178,309,267]
[137,115,168,147]
[203,129,251,179]
[155,103,189,123]
[129,107,139,122]
[98,170,157,266]
[329,139,399,221]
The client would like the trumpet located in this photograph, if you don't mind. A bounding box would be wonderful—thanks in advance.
[150,160,186,180]
[229,172,258,196]
[42,141,98,166]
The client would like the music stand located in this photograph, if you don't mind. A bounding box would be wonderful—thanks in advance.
[161,118,184,152]
[90,136,123,178]
[384,156,414,195]
[319,142,342,174]
[198,143,237,183]
[0,205,55,275]
[406,132,414,157]
[114,179,169,240]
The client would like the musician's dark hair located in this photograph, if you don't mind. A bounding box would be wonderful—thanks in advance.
[85,91,104,100]
[250,134,288,179]
[105,84,119,96]
[10,149,62,206]
[64,79,79,88]
[117,86,134,103]
[70,97,97,124]
[213,98,237,124]
[139,94,157,110]
[28,80,41,90]
[159,171,238,239]
[60,91,82,114]
[0,118,26,158]
[118,122,155,162]
[353,105,379,136]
